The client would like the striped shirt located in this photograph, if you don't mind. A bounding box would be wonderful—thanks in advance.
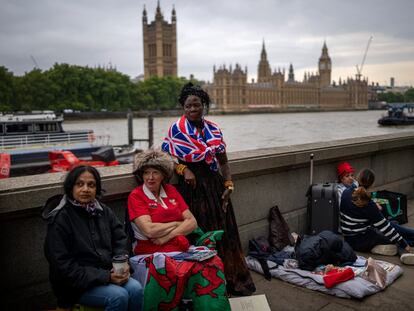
[340,187,408,249]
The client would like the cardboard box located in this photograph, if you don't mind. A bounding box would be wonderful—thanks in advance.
[229,294,271,311]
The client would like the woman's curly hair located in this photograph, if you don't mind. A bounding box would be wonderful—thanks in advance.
[178,82,210,109]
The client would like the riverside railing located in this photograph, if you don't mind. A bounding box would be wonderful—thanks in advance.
[0,131,111,150]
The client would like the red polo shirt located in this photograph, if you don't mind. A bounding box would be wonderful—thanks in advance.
[128,184,190,254]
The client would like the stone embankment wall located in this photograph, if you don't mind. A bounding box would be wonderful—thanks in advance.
[62,106,372,120]
[1,132,414,309]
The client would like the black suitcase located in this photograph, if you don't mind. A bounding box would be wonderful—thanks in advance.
[306,154,339,235]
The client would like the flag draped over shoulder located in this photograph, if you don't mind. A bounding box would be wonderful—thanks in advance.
[161,115,226,171]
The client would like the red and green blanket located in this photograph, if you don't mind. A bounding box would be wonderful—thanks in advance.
[142,251,230,310]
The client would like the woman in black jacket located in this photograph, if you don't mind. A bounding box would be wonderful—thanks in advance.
[43,166,143,310]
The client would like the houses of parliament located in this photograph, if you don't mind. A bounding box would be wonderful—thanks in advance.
[142,3,368,112]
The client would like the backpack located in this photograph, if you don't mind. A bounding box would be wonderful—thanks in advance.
[268,205,295,251]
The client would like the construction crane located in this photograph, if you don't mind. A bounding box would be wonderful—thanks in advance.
[30,55,39,69]
[355,36,373,80]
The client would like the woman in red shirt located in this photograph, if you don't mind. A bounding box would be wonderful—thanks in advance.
[128,149,197,254]
[127,149,230,311]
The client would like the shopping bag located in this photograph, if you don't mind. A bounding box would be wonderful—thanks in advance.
[372,190,408,224]
[361,257,387,289]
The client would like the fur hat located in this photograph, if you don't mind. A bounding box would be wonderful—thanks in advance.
[133,149,174,180]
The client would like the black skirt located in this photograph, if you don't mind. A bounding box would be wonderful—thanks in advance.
[177,161,256,296]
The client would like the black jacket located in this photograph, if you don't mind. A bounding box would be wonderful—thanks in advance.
[43,195,128,307]
[295,230,357,271]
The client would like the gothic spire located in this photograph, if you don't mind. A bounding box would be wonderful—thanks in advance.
[172,4,176,22]
[261,39,267,60]
[142,4,147,23]
[257,39,271,82]
[155,0,162,19]
[320,40,330,59]
[288,63,295,82]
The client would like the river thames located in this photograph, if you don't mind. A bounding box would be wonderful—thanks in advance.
[63,110,414,152]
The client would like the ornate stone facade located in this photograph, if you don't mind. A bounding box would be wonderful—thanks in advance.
[142,2,177,79]
[206,42,368,112]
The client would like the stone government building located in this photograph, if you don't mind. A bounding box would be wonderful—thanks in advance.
[142,3,368,112]
[205,42,369,112]
[142,2,177,79]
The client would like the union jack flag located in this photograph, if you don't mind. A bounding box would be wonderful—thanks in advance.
[162,115,226,171]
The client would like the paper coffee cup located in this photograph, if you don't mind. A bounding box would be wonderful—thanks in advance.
[112,254,128,275]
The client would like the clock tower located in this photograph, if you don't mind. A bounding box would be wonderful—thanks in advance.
[318,41,331,87]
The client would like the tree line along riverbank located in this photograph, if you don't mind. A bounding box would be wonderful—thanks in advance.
[2,64,413,115]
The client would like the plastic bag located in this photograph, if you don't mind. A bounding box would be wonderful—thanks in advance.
[362,257,387,289]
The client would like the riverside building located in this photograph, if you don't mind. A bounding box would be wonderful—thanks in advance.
[205,42,369,112]
[141,3,368,112]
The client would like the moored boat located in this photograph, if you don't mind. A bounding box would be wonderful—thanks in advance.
[0,112,136,177]
[378,103,414,126]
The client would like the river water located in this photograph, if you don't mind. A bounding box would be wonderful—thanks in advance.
[63,110,414,152]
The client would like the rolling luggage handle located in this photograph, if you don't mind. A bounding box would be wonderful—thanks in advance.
[306,153,315,198]
[309,153,331,188]
[309,153,331,201]
[309,153,314,186]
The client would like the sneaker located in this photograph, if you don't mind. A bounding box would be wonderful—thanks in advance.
[371,244,398,256]
[400,253,414,265]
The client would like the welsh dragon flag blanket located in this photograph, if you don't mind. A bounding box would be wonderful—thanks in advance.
[132,250,230,311]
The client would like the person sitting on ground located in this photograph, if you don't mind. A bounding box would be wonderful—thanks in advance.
[340,168,414,265]
[127,149,230,310]
[336,162,358,206]
[43,165,143,311]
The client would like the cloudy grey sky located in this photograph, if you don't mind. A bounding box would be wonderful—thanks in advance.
[1,0,414,86]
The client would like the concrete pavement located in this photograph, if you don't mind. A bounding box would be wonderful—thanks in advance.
[252,200,414,311]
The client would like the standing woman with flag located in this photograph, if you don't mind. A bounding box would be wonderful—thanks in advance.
[162,83,256,296]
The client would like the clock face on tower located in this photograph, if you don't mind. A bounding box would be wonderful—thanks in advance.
[319,63,325,70]
[327,63,331,70]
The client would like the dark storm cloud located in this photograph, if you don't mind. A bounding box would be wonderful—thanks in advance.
[1,0,413,84]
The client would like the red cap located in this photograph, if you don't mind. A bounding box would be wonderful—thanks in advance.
[337,162,355,177]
